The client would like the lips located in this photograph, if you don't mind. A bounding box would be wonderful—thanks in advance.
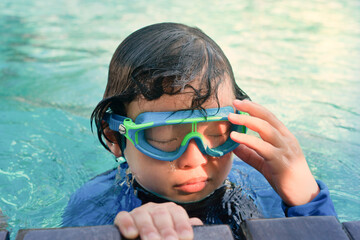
[174,177,209,193]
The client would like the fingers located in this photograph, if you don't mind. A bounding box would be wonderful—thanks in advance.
[229,99,293,160]
[230,131,277,163]
[131,206,162,240]
[114,202,199,240]
[228,112,283,148]
[114,211,139,239]
[150,206,177,239]
[233,99,291,136]
[229,100,292,173]
[189,217,203,226]
[169,203,195,239]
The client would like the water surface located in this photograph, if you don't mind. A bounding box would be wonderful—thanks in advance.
[0,0,359,236]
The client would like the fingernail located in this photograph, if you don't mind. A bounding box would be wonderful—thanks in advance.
[146,232,161,240]
[165,235,178,240]
[126,226,138,237]
[180,230,192,239]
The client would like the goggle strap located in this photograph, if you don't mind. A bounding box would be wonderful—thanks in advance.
[104,112,128,132]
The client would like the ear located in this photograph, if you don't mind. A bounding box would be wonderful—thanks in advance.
[103,121,122,158]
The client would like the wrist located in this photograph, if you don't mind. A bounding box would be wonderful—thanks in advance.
[281,180,337,217]
[279,169,320,206]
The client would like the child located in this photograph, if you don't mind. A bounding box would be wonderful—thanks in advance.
[63,22,336,240]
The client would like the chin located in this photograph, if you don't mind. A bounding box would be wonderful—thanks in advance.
[171,190,214,204]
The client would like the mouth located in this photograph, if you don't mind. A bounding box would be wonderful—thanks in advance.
[174,177,209,193]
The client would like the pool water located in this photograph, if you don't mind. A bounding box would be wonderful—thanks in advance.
[1,0,359,237]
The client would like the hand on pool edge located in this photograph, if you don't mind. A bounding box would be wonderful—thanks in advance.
[114,202,203,240]
[228,99,320,206]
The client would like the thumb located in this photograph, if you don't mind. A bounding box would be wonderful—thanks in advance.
[233,144,265,172]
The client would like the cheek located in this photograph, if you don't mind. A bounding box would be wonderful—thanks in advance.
[211,153,233,179]
[124,142,170,190]
[123,142,140,175]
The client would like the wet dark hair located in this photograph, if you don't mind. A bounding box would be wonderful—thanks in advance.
[91,22,250,153]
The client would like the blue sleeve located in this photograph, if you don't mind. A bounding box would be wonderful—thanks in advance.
[281,180,337,217]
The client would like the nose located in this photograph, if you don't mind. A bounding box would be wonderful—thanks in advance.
[175,139,207,169]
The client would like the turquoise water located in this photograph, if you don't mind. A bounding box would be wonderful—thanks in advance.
[1,0,359,237]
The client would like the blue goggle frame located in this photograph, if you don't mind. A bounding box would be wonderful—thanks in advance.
[104,106,247,161]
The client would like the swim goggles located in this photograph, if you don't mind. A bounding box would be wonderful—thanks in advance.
[103,106,246,161]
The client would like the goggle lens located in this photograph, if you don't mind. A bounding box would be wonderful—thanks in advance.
[144,121,232,152]
[104,106,247,161]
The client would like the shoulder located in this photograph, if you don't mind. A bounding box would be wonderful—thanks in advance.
[62,168,119,227]
[73,168,118,200]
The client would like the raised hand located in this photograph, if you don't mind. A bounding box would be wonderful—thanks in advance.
[114,202,202,240]
[228,99,320,206]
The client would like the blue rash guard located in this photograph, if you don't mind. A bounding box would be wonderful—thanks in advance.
[62,158,337,240]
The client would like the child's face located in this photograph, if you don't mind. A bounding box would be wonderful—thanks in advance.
[123,78,235,203]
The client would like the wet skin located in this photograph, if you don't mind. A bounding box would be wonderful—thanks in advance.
[123,79,236,204]
[106,79,319,240]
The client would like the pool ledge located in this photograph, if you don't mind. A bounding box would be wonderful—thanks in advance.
[2,216,359,240]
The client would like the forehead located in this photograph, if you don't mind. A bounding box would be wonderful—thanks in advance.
[127,78,235,120]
